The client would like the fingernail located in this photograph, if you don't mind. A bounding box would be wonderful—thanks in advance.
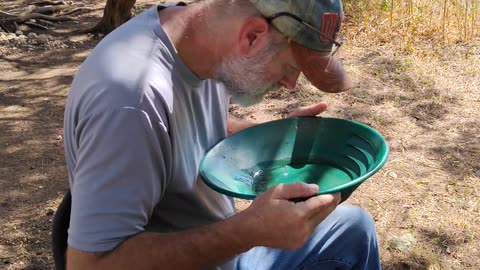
[307,183,319,191]
[336,194,342,204]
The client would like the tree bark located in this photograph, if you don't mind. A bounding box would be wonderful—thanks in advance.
[92,0,136,34]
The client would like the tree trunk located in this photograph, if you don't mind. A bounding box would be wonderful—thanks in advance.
[92,0,136,34]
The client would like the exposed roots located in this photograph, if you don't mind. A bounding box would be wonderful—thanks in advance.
[0,2,94,32]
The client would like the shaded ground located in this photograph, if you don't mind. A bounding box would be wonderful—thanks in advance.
[1,0,479,269]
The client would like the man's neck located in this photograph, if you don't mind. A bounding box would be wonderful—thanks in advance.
[159,3,230,80]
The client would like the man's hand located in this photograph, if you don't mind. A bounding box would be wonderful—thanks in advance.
[227,102,328,135]
[239,182,341,250]
[286,102,328,118]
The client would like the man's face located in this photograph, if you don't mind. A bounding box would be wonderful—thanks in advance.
[214,36,301,107]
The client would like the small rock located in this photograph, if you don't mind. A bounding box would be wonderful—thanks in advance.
[18,24,29,31]
[16,36,27,45]
[389,233,417,251]
[6,33,16,41]
[69,35,88,42]
[388,171,398,179]
[15,30,23,36]
[37,34,49,43]
[27,32,37,39]
[28,38,39,45]
[46,208,55,216]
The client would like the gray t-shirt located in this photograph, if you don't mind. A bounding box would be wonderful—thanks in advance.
[64,4,236,262]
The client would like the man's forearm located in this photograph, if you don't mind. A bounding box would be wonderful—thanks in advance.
[67,211,256,270]
[227,115,259,136]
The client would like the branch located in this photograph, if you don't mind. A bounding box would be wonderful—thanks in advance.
[31,1,68,6]
[32,5,65,15]
[0,21,11,32]
[37,19,57,27]
[61,7,97,16]
[20,5,37,17]
[0,10,18,18]
[24,21,49,30]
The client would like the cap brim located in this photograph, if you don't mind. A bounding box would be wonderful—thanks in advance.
[291,42,352,93]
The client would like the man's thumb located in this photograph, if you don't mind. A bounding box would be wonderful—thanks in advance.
[273,182,319,200]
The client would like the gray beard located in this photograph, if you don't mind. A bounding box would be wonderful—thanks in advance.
[213,45,282,107]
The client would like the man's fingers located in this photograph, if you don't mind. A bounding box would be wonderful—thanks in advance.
[271,182,319,200]
[301,192,341,215]
[287,102,328,118]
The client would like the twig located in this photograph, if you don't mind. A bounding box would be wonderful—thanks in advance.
[0,11,18,18]
[32,5,65,15]
[0,21,11,32]
[37,19,57,27]
[32,1,68,6]
[24,21,49,30]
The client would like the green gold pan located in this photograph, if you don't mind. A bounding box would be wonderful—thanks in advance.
[200,117,389,202]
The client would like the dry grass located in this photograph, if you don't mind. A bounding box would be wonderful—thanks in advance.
[344,0,480,46]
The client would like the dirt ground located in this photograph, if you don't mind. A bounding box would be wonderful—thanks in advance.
[1,1,479,269]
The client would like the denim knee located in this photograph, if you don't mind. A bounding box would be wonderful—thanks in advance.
[328,205,377,243]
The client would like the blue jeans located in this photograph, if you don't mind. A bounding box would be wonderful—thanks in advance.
[235,206,381,270]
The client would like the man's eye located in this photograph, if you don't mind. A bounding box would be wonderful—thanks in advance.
[288,65,299,73]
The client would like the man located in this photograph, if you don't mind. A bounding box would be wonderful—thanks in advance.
[63,0,380,269]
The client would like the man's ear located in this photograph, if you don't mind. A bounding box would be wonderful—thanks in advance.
[236,16,270,56]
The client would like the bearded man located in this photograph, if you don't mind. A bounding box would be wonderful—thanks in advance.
[60,0,381,269]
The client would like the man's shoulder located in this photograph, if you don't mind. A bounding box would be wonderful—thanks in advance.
[71,38,174,115]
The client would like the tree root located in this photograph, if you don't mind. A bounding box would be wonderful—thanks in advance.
[0,2,94,33]
[0,11,75,23]
[24,21,50,31]
[32,1,68,6]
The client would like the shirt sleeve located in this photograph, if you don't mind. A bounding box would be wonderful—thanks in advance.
[68,106,172,252]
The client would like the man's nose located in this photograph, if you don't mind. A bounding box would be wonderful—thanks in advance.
[279,69,301,89]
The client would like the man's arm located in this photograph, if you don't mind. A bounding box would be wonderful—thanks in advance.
[67,183,341,270]
[227,115,258,136]
[67,210,253,270]
[227,102,329,135]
